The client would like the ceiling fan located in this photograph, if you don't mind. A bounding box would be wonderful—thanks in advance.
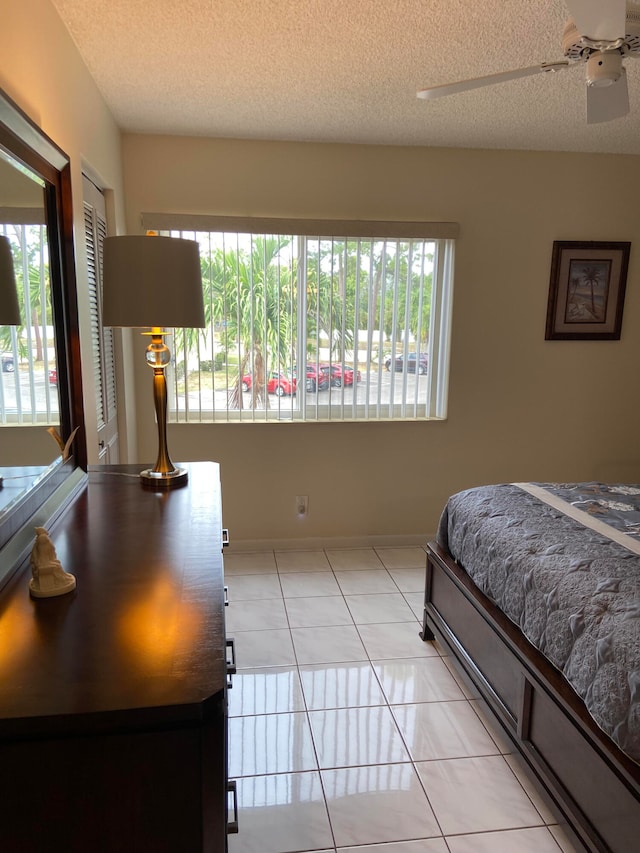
[417,0,640,123]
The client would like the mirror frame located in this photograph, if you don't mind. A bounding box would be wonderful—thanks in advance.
[0,88,87,576]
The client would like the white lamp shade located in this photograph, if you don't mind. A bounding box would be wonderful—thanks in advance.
[102,235,205,328]
[0,235,20,326]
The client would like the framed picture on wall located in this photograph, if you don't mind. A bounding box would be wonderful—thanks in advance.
[545,241,631,340]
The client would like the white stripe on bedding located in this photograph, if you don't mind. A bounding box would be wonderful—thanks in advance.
[513,482,640,556]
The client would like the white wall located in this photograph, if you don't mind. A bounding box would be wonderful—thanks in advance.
[122,136,640,544]
[1,0,128,465]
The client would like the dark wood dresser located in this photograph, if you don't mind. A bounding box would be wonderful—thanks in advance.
[0,462,234,852]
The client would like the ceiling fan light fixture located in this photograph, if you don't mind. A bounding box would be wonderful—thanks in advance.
[562,6,640,60]
[416,3,638,123]
[586,51,623,87]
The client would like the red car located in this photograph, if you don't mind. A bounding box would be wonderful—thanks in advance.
[241,371,296,396]
[322,363,361,387]
[49,368,57,385]
[296,363,331,392]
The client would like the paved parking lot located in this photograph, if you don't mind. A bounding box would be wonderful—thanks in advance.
[179,368,428,413]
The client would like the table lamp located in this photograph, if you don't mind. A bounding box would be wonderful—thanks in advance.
[0,235,20,489]
[102,234,204,489]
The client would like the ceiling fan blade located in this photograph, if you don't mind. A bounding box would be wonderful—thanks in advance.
[417,62,569,100]
[586,68,630,123]
[564,0,626,41]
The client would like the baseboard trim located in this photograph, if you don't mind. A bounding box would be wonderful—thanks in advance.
[226,532,434,552]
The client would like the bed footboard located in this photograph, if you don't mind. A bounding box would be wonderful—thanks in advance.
[422,541,640,853]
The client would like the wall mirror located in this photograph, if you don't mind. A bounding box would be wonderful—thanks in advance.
[0,88,86,580]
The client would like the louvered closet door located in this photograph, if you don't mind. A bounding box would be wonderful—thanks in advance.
[83,174,119,463]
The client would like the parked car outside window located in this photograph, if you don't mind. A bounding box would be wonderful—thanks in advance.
[322,363,361,387]
[294,363,331,392]
[242,371,296,396]
[386,353,428,374]
[1,354,14,373]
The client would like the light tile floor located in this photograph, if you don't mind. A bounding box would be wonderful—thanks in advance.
[225,546,583,853]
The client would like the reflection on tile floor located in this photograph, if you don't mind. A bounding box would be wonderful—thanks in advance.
[226,546,583,853]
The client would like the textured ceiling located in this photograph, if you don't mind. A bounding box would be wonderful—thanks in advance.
[51,0,640,154]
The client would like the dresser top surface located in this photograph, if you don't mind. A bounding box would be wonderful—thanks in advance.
[0,462,227,736]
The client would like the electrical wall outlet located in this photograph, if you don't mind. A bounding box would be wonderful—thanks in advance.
[296,495,308,517]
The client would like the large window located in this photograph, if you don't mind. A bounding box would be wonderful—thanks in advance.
[144,216,456,423]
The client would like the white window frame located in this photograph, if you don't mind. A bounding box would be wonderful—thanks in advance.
[142,214,457,424]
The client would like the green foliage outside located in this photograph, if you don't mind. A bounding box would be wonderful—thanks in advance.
[173,233,434,409]
[0,225,52,364]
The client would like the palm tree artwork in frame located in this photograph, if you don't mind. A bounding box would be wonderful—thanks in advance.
[545,240,631,340]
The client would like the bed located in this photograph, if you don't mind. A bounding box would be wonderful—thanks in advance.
[420,482,640,853]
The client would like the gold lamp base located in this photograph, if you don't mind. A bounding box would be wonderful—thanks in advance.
[140,466,188,489]
[140,329,189,491]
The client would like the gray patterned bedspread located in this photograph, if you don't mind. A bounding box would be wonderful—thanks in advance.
[437,482,640,764]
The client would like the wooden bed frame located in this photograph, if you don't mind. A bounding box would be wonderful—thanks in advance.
[421,541,640,853]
